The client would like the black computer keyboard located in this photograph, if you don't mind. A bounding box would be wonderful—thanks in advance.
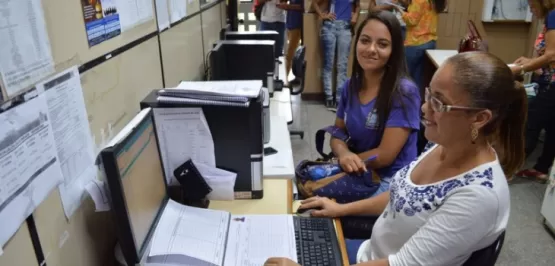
[294,216,343,266]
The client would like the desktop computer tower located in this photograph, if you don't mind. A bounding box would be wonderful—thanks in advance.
[209,40,275,88]
[225,31,279,57]
[141,90,264,199]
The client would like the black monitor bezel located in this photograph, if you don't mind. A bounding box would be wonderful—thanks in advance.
[101,109,169,266]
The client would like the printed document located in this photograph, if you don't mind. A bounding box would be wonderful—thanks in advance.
[194,161,237,201]
[155,0,170,31]
[0,92,63,250]
[116,0,154,31]
[149,199,229,265]
[224,215,298,266]
[153,108,215,185]
[0,0,55,97]
[169,0,187,23]
[37,67,97,218]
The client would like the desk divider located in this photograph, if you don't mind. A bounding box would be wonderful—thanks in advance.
[0,1,226,266]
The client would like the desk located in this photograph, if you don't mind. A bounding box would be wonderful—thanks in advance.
[270,88,293,124]
[209,179,349,266]
[263,115,295,179]
[425,49,458,68]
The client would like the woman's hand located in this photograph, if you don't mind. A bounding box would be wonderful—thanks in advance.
[510,64,524,75]
[264,258,300,266]
[514,56,531,65]
[339,152,367,173]
[299,196,346,217]
[320,12,336,21]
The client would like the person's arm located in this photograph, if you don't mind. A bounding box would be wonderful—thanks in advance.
[312,0,326,17]
[351,0,360,25]
[330,82,352,158]
[380,187,499,266]
[512,12,555,75]
[358,83,422,170]
[340,190,390,216]
[399,0,424,27]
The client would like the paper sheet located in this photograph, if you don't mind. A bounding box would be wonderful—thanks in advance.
[36,67,97,219]
[194,161,237,201]
[155,0,170,31]
[224,215,298,266]
[169,0,187,23]
[149,199,229,265]
[153,108,215,185]
[85,179,111,212]
[0,91,63,250]
[116,0,154,32]
[0,0,55,97]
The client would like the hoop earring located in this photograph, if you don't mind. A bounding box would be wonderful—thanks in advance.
[471,127,479,144]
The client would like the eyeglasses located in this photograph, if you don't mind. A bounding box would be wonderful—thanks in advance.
[424,87,485,113]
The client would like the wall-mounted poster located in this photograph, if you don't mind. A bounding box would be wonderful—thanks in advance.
[80,0,122,47]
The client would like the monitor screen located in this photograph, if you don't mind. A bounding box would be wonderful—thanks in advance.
[115,116,166,252]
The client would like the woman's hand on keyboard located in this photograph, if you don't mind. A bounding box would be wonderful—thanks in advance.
[264,257,300,266]
[300,196,346,218]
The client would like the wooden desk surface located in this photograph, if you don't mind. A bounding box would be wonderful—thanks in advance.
[209,179,294,214]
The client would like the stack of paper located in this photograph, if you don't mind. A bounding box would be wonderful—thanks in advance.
[156,80,263,107]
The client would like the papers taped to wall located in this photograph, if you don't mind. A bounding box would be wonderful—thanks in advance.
[0,89,64,250]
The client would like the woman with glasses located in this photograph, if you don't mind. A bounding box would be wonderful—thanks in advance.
[266,51,525,266]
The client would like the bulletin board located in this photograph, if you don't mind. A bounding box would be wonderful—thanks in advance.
[0,0,226,265]
[482,0,532,22]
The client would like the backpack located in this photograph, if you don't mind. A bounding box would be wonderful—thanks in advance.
[295,126,381,203]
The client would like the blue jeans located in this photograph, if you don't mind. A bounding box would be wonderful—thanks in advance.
[405,40,436,89]
[259,21,285,57]
[321,20,352,101]
[346,239,366,264]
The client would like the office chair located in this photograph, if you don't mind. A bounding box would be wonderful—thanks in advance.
[462,231,506,266]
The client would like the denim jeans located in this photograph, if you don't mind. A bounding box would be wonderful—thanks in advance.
[405,40,436,89]
[370,178,391,197]
[321,20,352,101]
[346,239,366,264]
[259,21,285,57]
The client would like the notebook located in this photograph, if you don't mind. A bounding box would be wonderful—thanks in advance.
[158,89,250,103]
[169,80,263,98]
[147,200,297,266]
[157,96,251,108]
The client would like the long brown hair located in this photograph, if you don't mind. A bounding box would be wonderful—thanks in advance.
[446,52,527,177]
[529,0,555,18]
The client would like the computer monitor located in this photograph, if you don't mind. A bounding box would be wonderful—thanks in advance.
[100,108,168,266]
[210,40,275,87]
[225,31,279,57]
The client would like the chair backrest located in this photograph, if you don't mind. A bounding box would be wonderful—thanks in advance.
[462,231,505,266]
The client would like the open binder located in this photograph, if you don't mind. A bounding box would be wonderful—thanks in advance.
[147,200,298,266]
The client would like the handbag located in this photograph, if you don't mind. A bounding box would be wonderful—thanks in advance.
[458,20,488,53]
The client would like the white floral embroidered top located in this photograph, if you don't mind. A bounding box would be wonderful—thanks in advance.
[357,143,510,266]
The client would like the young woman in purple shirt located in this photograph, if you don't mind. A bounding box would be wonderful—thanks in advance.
[332,10,421,195]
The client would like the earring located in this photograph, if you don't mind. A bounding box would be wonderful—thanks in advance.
[471,127,479,144]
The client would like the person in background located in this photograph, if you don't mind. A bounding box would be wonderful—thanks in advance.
[331,11,420,197]
[266,51,525,266]
[510,0,555,183]
[259,0,286,57]
[277,0,304,86]
[371,0,408,40]
[313,0,360,110]
[393,0,445,89]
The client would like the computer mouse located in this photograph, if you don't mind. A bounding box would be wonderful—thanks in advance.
[296,207,322,218]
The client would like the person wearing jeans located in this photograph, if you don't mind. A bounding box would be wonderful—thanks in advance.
[260,0,286,57]
[278,0,304,85]
[313,0,359,110]
[392,0,445,89]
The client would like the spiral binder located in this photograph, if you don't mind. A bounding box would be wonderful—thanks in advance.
[157,89,249,103]
[157,96,250,107]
